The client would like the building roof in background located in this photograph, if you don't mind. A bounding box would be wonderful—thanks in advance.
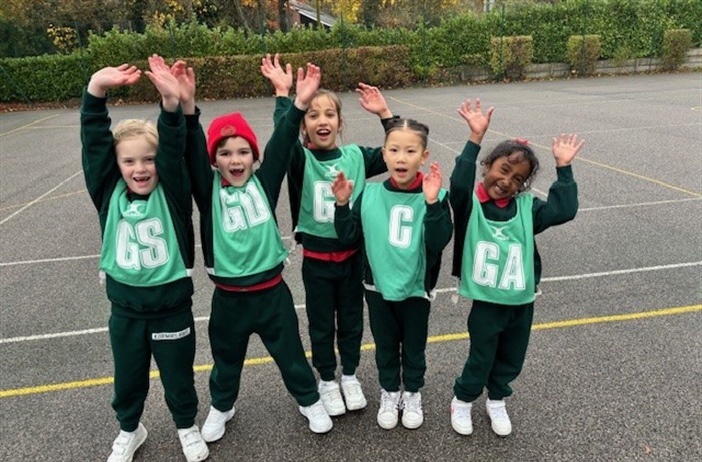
[289,1,337,27]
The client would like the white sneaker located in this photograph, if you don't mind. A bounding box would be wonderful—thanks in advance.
[107,423,147,462]
[486,399,512,436]
[299,400,333,434]
[340,375,367,411]
[177,425,209,462]
[450,397,473,435]
[318,380,346,416]
[400,391,424,429]
[201,405,236,442]
[377,389,401,430]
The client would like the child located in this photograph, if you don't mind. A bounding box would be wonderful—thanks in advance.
[331,119,453,430]
[263,53,397,416]
[181,60,333,441]
[448,98,584,437]
[80,56,208,462]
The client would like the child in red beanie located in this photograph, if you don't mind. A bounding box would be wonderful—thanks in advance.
[177,59,333,442]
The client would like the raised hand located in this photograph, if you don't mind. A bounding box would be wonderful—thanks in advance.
[145,54,180,112]
[261,53,293,96]
[331,171,354,206]
[552,133,585,167]
[423,162,442,204]
[87,64,142,98]
[457,97,494,145]
[356,82,392,119]
[170,60,196,115]
[293,62,321,110]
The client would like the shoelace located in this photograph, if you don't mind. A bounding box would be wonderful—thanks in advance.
[452,403,472,419]
[402,394,421,413]
[307,403,327,419]
[380,392,399,412]
[488,404,508,420]
[343,381,362,397]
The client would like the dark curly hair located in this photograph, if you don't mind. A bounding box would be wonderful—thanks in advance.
[480,139,540,193]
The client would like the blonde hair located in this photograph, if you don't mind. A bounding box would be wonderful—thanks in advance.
[113,119,158,150]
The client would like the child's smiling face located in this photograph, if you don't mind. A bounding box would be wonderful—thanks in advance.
[115,137,159,195]
[302,94,340,150]
[482,152,533,200]
[214,136,255,187]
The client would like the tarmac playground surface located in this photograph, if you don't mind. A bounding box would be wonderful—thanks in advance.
[1,72,701,462]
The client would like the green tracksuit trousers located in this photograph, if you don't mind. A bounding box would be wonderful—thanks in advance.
[454,299,534,402]
[208,281,319,411]
[365,291,430,393]
[302,255,364,381]
[109,300,198,432]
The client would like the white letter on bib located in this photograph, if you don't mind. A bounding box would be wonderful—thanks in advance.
[389,205,413,248]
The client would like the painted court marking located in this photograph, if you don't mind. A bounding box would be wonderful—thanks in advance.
[1,261,700,345]
[1,303,699,399]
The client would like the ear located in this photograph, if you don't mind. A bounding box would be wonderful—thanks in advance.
[420,149,430,165]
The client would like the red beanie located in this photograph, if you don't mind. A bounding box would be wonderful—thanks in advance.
[206,112,259,164]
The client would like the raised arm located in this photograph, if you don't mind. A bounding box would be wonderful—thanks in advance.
[259,62,321,207]
[172,59,213,212]
[533,133,584,232]
[144,54,185,199]
[262,53,294,127]
[81,64,142,207]
[356,82,393,120]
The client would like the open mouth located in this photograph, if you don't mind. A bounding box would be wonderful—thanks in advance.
[133,176,150,186]
[229,167,245,178]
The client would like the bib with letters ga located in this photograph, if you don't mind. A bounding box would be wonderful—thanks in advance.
[460,193,535,305]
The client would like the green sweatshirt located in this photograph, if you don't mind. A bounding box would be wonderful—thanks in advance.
[273,96,393,253]
[80,90,194,317]
[185,103,306,287]
[334,177,453,297]
[449,141,579,285]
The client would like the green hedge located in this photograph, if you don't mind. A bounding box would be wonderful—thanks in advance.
[1,0,700,103]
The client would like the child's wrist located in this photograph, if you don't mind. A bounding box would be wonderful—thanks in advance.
[377,109,392,119]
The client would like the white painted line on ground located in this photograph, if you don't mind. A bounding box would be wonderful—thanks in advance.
[1,261,700,345]
[0,170,83,226]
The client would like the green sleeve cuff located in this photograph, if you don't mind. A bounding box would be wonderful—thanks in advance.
[556,165,574,182]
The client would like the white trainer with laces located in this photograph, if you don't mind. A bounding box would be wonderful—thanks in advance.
[340,375,367,411]
[377,389,401,430]
[299,400,334,433]
[318,380,346,416]
[450,396,473,435]
[486,399,512,436]
[107,423,147,462]
[400,391,424,429]
[201,405,236,442]
[177,425,209,462]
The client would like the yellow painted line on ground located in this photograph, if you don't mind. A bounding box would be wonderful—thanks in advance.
[387,95,701,198]
[0,114,60,137]
[1,304,700,399]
